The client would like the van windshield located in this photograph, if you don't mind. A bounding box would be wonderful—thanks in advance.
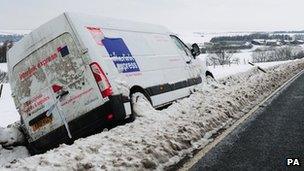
[170,35,192,57]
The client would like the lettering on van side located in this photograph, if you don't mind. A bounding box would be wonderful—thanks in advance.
[19,45,70,81]
[60,88,93,106]
[86,26,140,73]
[102,37,140,73]
[21,94,50,115]
[19,53,58,81]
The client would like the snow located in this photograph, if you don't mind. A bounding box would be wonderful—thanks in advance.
[0,63,18,127]
[0,58,303,170]
[0,63,7,72]
[208,60,293,79]
[0,122,24,147]
[0,84,19,127]
[0,146,29,165]
[0,122,29,166]
[114,76,131,97]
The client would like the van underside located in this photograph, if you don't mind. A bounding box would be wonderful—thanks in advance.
[26,94,129,155]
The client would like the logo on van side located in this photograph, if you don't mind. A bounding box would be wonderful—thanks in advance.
[102,37,140,73]
[86,26,140,73]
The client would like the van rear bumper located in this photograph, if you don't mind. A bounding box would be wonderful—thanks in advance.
[27,94,130,154]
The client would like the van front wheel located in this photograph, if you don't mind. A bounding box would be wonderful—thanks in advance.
[129,92,151,121]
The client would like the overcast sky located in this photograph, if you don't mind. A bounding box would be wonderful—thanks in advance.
[1,0,304,32]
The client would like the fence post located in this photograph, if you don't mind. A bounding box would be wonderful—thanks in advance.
[0,84,3,98]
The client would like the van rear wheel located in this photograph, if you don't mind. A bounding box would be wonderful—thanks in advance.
[129,92,151,121]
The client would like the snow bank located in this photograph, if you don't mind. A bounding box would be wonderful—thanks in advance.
[0,122,25,147]
[0,122,29,166]
[209,60,293,79]
[0,84,19,127]
[1,59,304,170]
[0,63,8,73]
[0,146,29,166]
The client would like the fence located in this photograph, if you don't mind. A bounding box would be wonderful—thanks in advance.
[0,84,3,98]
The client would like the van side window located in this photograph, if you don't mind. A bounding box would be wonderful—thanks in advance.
[170,35,192,57]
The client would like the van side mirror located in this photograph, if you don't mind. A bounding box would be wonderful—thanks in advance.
[191,43,200,58]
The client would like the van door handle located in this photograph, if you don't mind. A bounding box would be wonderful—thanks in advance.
[56,90,69,99]
[186,60,191,64]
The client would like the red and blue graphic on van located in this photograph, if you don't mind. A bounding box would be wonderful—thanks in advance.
[52,84,63,93]
[102,37,140,73]
[86,26,140,73]
[57,45,70,57]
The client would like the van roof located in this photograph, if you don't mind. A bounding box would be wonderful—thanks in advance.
[7,12,171,70]
[68,12,171,34]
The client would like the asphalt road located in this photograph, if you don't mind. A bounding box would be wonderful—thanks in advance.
[190,72,304,171]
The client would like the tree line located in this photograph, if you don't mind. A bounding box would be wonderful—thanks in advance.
[0,40,13,63]
[252,46,304,63]
[0,34,23,43]
[210,33,292,43]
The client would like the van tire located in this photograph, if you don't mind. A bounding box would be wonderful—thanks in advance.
[129,91,151,121]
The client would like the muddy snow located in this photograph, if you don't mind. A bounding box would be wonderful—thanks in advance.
[0,59,304,170]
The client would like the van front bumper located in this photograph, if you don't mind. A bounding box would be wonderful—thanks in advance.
[27,94,130,154]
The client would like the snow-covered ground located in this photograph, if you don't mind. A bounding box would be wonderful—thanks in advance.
[199,50,254,66]
[0,59,303,170]
[0,63,18,127]
[0,63,7,72]
[0,84,19,127]
[209,60,293,79]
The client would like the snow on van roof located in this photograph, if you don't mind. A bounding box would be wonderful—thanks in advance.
[7,12,171,70]
[67,12,171,34]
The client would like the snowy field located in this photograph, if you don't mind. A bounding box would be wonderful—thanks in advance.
[0,84,19,127]
[0,63,7,72]
[0,59,303,170]
[0,63,18,127]
[209,60,293,79]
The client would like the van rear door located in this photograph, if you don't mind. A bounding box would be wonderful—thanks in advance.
[12,33,102,141]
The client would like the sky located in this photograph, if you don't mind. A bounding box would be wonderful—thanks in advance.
[1,0,304,32]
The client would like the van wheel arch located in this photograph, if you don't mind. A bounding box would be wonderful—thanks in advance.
[129,86,152,104]
[128,86,152,122]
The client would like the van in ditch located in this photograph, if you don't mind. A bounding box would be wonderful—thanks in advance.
[7,12,213,154]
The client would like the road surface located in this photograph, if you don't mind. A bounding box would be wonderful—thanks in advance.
[190,72,304,170]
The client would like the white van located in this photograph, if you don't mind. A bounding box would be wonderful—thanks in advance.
[7,12,213,154]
